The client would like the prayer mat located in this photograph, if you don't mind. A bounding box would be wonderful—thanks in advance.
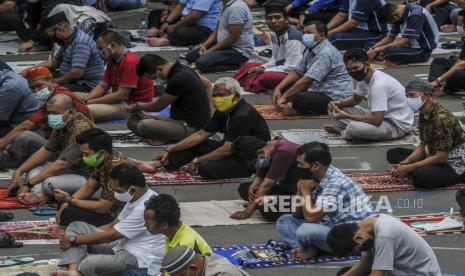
[107,130,171,148]
[0,262,59,275]
[372,58,433,69]
[399,212,465,236]
[0,41,51,55]
[145,168,245,186]
[213,240,359,269]
[0,220,59,244]
[7,61,45,73]
[180,200,269,227]
[0,189,31,209]
[129,43,189,53]
[273,129,420,147]
[347,172,465,192]
[253,105,331,120]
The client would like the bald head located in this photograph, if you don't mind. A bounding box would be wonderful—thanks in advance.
[47,94,75,114]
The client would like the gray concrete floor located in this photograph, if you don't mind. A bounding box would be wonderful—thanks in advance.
[1,5,465,276]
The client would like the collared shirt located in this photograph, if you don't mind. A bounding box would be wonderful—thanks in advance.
[0,69,41,127]
[217,0,254,58]
[311,165,374,228]
[296,39,353,100]
[102,49,154,104]
[54,28,105,88]
[340,0,388,33]
[202,253,250,276]
[419,101,465,174]
[178,0,221,31]
[262,25,305,73]
[44,113,96,175]
[291,0,342,13]
[390,3,438,50]
[89,151,128,218]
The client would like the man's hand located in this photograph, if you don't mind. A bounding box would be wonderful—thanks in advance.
[332,105,350,119]
[285,3,293,13]
[328,101,340,112]
[248,184,259,201]
[154,150,170,163]
[277,96,288,107]
[367,48,378,61]
[53,189,71,204]
[166,24,175,34]
[272,88,283,111]
[126,104,137,113]
[230,210,253,220]
[297,179,316,193]
[59,234,73,251]
[248,66,265,76]
[160,23,169,35]
[199,45,207,56]
[8,171,23,193]
[431,80,441,89]
[56,202,69,225]
[391,164,413,177]
[425,3,433,12]
[186,162,199,174]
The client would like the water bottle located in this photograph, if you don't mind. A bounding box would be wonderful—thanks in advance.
[139,19,148,39]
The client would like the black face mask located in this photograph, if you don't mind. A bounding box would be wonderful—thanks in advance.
[53,37,65,46]
[296,167,313,180]
[348,65,368,82]
[359,238,375,251]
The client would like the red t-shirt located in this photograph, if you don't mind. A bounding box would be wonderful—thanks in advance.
[29,85,90,138]
[102,50,154,104]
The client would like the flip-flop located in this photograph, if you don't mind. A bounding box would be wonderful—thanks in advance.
[0,212,13,222]
[29,204,57,212]
[32,209,57,216]
[0,257,35,267]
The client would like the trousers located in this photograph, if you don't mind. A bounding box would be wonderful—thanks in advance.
[59,205,115,227]
[127,114,195,142]
[233,62,287,93]
[185,47,249,73]
[328,28,385,51]
[290,91,332,115]
[0,130,46,170]
[381,46,432,65]
[29,166,87,196]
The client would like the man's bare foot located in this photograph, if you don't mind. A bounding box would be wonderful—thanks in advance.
[145,28,159,37]
[324,125,342,135]
[27,44,49,53]
[146,37,170,47]
[433,87,446,97]
[18,192,48,205]
[47,225,66,239]
[148,139,167,146]
[50,270,81,276]
[280,104,298,116]
[440,24,456,33]
[19,40,35,52]
[383,60,398,66]
[291,248,317,261]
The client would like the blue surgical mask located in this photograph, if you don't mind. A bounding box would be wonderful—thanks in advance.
[47,114,65,130]
[34,87,51,101]
[407,96,425,112]
[302,33,317,48]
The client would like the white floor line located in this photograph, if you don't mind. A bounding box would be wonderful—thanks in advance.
[333,157,359,160]
[340,161,371,172]
[431,247,465,251]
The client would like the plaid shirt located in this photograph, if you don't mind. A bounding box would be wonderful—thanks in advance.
[312,165,373,228]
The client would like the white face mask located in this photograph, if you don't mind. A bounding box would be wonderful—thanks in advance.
[35,86,51,101]
[114,187,134,202]
[407,96,425,112]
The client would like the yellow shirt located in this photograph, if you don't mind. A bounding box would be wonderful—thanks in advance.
[165,223,212,254]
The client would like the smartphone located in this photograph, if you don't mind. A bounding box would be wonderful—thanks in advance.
[48,183,55,191]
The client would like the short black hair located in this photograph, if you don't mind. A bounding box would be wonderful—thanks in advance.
[230,136,267,164]
[327,223,358,257]
[145,194,180,226]
[264,4,288,17]
[343,48,369,64]
[307,20,328,36]
[76,128,112,153]
[136,54,168,77]
[110,163,146,188]
[296,142,331,166]
[97,30,124,45]
[377,3,397,23]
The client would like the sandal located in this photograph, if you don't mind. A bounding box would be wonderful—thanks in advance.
[258,49,272,58]
[32,209,57,216]
[0,231,23,248]
[0,257,34,267]
[0,212,13,222]
[29,203,57,213]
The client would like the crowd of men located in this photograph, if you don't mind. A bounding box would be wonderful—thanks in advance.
[1,0,465,275]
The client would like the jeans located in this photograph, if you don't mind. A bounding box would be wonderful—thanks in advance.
[127,114,195,142]
[185,48,249,73]
[0,130,46,170]
[290,91,332,115]
[328,28,386,51]
[387,147,465,188]
[276,214,333,253]
[168,26,212,46]
[59,205,115,227]
[428,57,465,94]
[433,2,458,26]
[106,0,144,10]
[123,269,150,276]
[166,139,255,179]
[381,47,432,65]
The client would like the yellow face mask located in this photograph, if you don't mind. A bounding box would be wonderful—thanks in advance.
[213,94,237,112]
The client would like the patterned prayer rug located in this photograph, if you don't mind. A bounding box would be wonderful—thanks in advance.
[107,130,170,148]
[348,172,465,192]
[399,212,465,236]
[0,189,31,209]
[144,168,245,186]
[253,105,331,120]
[0,220,59,242]
[0,263,59,276]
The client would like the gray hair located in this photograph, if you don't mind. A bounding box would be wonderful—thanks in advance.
[214,77,244,94]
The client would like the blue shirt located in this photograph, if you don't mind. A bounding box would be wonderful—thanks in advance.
[312,165,374,228]
[0,69,41,127]
[390,3,439,50]
[54,28,105,88]
[296,39,353,100]
[340,0,388,33]
[179,0,221,31]
[291,0,342,13]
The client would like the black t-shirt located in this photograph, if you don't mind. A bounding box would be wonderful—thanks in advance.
[165,61,211,129]
[203,99,271,142]
[460,37,465,60]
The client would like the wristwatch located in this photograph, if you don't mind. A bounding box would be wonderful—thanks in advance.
[436,77,444,85]
[23,179,34,188]
[192,157,199,164]
[69,235,77,245]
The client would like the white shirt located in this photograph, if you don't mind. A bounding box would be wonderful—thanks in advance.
[113,189,165,268]
[355,70,414,133]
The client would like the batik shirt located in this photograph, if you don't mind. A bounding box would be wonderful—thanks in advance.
[419,101,465,174]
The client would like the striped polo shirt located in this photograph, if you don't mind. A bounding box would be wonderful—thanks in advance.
[54,28,105,87]
[340,0,388,34]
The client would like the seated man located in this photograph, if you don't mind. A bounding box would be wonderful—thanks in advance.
[426,0,463,28]
[79,30,154,122]
[145,0,220,47]
[234,4,304,93]
[327,0,388,50]
[276,142,373,261]
[294,0,343,26]
[0,0,20,32]
[0,67,89,170]
[7,94,95,204]
[185,0,254,73]
[327,214,441,276]
[124,194,212,276]
[369,3,439,65]
[429,9,465,96]
[160,246,250,276]
[0,65,41,138]
[22,12,105,92]
[127,54,211,145]
[134,78,271,179]
[55,128,130,227]
[387,80,465,189]
[230,136,299,221]
[273,20,352,116]
[53,164,165,276]
[457,189,465,212]
[324,48,414,141]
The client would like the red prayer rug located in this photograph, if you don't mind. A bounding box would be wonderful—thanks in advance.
[144,168,245,186]
[399,212,465,236]
[0,189,31,209]
[0,220,59,242]
[253,104,331,120]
